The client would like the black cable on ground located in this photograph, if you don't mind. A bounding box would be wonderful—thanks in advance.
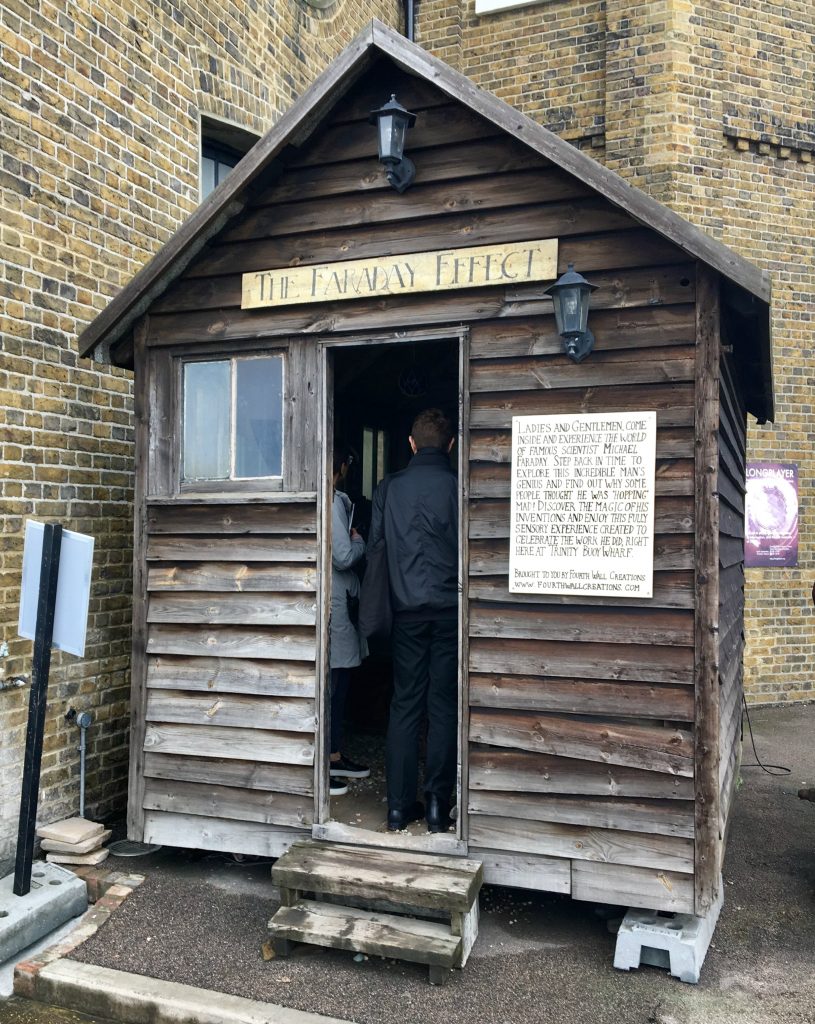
[740,694,791,775]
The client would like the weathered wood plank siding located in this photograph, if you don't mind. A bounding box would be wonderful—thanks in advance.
[140,499,318,856]
[717,351,746,846]
[463,235,697,909]
[131,61,716,902]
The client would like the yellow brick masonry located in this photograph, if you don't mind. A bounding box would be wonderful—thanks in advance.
[0,0,400,875]
[419,0,815,706]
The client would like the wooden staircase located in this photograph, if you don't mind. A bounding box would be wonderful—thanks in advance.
[268,840,483,985]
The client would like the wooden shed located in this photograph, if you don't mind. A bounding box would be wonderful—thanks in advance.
[79,21,772,921]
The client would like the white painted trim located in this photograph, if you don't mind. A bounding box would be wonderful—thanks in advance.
[475,0,548,16]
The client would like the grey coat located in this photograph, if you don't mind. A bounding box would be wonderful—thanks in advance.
[330,490,367,668]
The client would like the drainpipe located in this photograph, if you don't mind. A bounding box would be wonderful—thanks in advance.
[66,707,94,818]
[77,711,93,818]
[402,0,415,42]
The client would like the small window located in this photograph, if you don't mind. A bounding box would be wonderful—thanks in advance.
[200,117,260,200]
[201,141,243,198]
[182,355,284,483]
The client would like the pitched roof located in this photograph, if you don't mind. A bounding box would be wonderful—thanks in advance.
[78,19,773,420]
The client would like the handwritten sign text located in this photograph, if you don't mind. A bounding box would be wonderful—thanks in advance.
[241,239,558,309]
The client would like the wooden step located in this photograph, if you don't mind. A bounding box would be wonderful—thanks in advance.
[273,840,483,912]
[269,899,462,979]
[270,840,483,983]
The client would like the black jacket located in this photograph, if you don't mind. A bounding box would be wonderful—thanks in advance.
[369,447,458,618]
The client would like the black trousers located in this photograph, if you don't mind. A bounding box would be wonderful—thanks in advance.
[330,667,350,755]
[386,617,458,812]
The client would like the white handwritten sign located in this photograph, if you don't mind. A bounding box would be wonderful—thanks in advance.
[241,238,558,308]
[509,412,657,598]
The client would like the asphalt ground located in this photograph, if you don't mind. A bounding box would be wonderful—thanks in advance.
[51,703,815,1024]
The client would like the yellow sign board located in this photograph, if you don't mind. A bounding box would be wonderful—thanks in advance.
[241,238,559,309]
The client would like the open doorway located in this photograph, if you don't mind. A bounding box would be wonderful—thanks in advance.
[320,332,464,848]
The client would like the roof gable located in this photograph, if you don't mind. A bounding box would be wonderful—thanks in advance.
[78,20,773,420]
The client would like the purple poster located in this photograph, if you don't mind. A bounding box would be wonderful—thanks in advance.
[745,462,798,567]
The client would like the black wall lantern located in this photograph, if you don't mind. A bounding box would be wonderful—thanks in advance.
[369,94,417,193]
[545,263,598,363]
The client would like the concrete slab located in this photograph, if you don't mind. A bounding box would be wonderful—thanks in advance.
[41,830,111,855]
[32,960,352,1024]
[36,820,104,845]
[0,864,87,966]
[46,850,109,867]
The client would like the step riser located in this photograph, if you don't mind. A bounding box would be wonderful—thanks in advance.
[274,843,482,914]
[274,869,470,912]
[270,905,461,968]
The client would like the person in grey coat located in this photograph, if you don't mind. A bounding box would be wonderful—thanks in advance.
[329,449,370,794]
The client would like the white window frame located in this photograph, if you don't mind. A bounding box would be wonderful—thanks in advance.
[475,0,547,15]
[179,352,286,487]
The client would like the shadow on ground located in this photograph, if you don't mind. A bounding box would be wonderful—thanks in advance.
[64,705,815,1024]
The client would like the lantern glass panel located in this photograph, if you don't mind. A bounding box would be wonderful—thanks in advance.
[556,286,590,335]
[379,113,406,163]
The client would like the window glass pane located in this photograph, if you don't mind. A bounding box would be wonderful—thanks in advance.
[183,361,230,480]
[216,158,237,185]
[201,157,216,199]
[235,356,283,478]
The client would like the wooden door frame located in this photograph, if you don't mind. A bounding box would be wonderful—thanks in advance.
[313,326,470,856]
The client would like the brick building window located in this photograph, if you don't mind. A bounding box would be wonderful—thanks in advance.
[200,117,260,200]
[182,355,284,481]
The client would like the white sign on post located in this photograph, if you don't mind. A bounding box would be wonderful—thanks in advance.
[18,521,95,657]
[509,412,657,598]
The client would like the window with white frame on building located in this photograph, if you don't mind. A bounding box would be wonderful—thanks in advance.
[181,354,284,482]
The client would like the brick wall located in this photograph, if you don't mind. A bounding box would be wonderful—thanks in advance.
[0,0,400,875]
[419,0,814,704]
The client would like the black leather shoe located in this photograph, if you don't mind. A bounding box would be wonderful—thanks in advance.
[387,801,424,832]
[426,795,451,833]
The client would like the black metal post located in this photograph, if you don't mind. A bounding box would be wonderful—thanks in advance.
[13,524,62,897]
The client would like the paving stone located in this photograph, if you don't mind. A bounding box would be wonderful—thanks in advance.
[36,820,105,846]
[46,851,109,867]
[41,832,111,856]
